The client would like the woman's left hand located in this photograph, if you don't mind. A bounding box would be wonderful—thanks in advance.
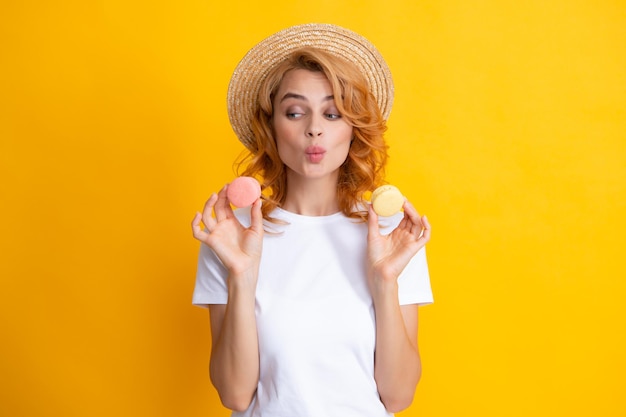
[366,200,431,286]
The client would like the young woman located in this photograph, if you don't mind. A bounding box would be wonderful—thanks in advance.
[191,24,433,417]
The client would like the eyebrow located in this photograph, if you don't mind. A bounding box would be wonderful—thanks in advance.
[279,93,335,103]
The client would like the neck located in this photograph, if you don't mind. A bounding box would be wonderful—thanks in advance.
[281,173,340,216]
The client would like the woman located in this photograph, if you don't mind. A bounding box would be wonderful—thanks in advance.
[192,23,433,417]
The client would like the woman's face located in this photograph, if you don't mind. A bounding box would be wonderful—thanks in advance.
[272,69,353,183]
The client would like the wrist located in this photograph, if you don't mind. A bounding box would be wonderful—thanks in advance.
[369,278,399,305]
[227,269,259,294]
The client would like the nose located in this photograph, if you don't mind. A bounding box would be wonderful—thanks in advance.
[306,115,323,137]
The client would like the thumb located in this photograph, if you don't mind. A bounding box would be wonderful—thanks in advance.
[249,197,264,236]
[367,203,380,239]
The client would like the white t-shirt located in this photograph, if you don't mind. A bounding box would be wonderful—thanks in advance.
[193,207,433,417]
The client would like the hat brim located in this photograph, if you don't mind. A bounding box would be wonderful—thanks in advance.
[227,23,394,150]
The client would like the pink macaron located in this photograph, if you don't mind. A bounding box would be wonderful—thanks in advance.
[227,176,261,207]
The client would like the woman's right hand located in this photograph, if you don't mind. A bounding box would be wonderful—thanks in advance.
[193,185,262,410]
[191,184,264,279]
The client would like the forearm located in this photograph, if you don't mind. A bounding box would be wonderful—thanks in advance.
[210,277,259,411]
[372,282,421,413]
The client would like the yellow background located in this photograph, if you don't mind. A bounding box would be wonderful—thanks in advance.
[1,1,625,416]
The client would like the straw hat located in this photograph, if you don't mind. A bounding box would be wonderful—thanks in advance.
[227,23,394,150]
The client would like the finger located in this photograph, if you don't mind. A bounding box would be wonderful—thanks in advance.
[398,201,420,235]
[367,203,380,238]
[416,215,431,245]
[402,200,422,225]
[404,201,430,241]
[201,193,218,231]
[191,212,210,241]
[421,215,431,241]
[249,197,264,235]
[213,185,233,221]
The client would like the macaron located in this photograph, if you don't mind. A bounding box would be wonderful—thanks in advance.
[371,185,405,217]
[226,176,261,208]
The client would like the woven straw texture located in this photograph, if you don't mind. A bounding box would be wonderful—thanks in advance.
[227,23,394,150]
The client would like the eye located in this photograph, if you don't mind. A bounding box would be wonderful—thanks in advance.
[285,106,305,119]
[324,106,342,120]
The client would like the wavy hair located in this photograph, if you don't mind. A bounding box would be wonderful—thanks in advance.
[237,47,389,221]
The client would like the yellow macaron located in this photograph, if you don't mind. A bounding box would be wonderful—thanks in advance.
[371,185,405,217]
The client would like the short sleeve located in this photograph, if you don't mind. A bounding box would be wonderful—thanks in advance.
[397,247,433,306]
[192,243,229,307]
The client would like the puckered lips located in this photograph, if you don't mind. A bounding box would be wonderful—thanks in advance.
[305,145,326,163]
